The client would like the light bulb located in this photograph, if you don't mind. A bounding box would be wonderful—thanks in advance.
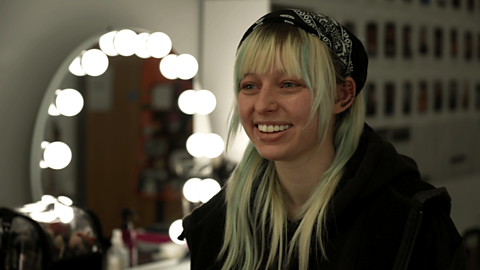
[39,160,48,169]
[177,90,196,115]
[41,195,56,204]
[43,141,72,170]
[198,179,221,203]
[194,90,216,115]
[99,31,119,56]
[203,133,224,158]
[113,29,137,57]
[186,133,204,157]
[56,89,84,117]
[48,103,60,116]
[160,54,178,80]
[147,32,172,58]
[55,203,74,223]
[68,55,86,76]
[58,196,73,206]
[168,220,186,245]
[174,54,198,80]
[81,49,109,76]
[31,211,57,223]
[41,141,50,149]
[183,178,201,203]
[135,32,151,59]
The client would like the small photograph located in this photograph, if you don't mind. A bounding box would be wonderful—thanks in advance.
[434,81,443,112]
[421,0,430,5]
[434,28,443,58]
[403,25,412,59]
[402,82,413,115]
[449,80,458,111]
[437,0,446,7]
[450,29,458,58]
[462,81,470,110]
[385,82,395,116]
[385,23,396,58]
[465,32,472,61]
[467,0,474,11]
[344,21,356,35]
[452,0,460,9]
[367,22,378,57]
[419,27,428,55]
[476,83,480,110]
[366,83,377,116]
[478,33,480,61]
[418,81,428,113]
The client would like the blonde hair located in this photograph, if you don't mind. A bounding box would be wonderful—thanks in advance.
[221,23,365,270]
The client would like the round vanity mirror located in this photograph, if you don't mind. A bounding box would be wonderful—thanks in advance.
[30,28,203,235]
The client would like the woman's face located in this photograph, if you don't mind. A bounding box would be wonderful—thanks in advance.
[238,70,322,162]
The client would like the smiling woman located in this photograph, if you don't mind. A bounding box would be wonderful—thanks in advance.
[179,9,466,270]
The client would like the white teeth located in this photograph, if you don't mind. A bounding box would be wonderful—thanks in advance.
[258,124,292,133]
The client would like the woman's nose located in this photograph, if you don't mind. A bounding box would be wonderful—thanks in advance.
[254,87,277,114]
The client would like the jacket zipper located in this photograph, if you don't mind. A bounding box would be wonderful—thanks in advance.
[402,210,424,270]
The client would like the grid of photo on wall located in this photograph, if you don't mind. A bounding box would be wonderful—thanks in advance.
[273,0,480,182]
[343,0,480,183]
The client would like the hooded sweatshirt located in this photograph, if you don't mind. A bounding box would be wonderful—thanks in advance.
[179,124,466,270]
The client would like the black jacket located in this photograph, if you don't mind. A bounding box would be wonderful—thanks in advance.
[179,124,466,269]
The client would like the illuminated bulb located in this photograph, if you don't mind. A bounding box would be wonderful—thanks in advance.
[113,29,137,56]
[203,133,224,158]
[43,141,72,170]
[198,179,221,203]
[39,160,48,169]
[56,89,84,117]
[174,54,198,80]
[58,196,73,206]
[186,133,204,157]
[147,32,172,58]
[68,55,86,76]
[42,195,57,204]
[31,210,57,223]
[160,54,178,80]
[177,90,196,115]
[194,90,216,115]
[81,49,109,76]
[48,103,60,116]
[135,32,150,59]
[41,141,50,149]
[17,202,47,213]
[55,203,74,223]
[183,178,201,203]
[169,220,185,245]
[99,31,119,56]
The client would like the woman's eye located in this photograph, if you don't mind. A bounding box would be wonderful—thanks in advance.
[242,84,255,90]
[284,82,297,88]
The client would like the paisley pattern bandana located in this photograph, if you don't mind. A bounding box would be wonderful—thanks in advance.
[238,9,368,93]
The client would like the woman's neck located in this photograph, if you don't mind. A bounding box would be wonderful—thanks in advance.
[275,142,335,221]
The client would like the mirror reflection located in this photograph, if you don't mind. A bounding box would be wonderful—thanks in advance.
[36,29,203,237]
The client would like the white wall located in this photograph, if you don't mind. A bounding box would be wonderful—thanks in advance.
[201,0,270,163]
[0,0,200,207]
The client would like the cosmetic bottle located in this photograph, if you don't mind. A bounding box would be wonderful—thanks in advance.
[106,229,129,270]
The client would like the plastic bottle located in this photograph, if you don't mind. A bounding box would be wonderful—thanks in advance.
[106,229,129,270]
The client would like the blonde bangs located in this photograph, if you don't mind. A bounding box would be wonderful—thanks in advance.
[235,24,305,91]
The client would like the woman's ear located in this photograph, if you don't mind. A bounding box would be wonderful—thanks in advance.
[333,77,356,115]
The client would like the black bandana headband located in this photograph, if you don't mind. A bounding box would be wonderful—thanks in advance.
[238,9,368,94]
